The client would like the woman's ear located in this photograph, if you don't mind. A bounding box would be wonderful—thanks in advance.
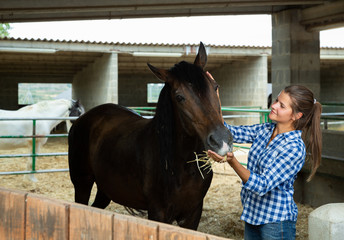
[293,112,303,121]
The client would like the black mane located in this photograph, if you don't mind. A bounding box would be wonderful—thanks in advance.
[154,84,175,179]
[170,61,207,96]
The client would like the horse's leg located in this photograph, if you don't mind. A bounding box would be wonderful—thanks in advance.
[147,202,174,225]
[68,123,95,205]
[176,201,204,230]
[65,120,72,132]
[73,176,95,205]
[68,145,94,205]
[92,189,111,209]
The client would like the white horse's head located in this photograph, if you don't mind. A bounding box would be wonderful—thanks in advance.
[66,100,85,131]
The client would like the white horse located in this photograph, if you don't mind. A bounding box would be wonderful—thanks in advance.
[0,99,84,181]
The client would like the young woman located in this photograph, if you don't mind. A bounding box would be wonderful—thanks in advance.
[207,75,322,240]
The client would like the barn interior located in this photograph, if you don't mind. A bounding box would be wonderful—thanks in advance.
[1,0,344,211]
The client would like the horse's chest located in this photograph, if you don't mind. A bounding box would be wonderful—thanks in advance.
[170,170,211,200]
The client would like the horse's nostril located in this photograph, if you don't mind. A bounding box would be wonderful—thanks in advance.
[207,134,219,149]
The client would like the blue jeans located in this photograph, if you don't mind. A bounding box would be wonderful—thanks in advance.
[244,221,296,240]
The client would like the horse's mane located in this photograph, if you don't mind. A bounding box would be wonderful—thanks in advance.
[154,61,207,181]
[171,61,207,96]
[154,84,175,177]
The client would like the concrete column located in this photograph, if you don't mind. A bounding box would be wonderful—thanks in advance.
[271,9,320,99]
[212,55,268,125]
[214,55,268,107]
[72,52,118,111]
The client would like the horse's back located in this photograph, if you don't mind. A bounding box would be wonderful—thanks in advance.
[68,103,148,168]
[0,107,55,149]
[70,104,145,133]
[0,109,32,149]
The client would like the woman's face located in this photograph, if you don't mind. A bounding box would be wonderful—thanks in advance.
[269,90,297,125]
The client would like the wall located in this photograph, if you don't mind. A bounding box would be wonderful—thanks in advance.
[211,56,268,125]
[72,53,118,111]
[0,75,71,110]
[118,73,161,107]
[320,65,344,103]
[294,130,344,207]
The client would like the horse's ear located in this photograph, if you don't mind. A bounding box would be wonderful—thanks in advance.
[194,42,207,69]
[147,63,170,82]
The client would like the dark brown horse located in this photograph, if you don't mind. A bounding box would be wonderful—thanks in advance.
[68,42,233,230]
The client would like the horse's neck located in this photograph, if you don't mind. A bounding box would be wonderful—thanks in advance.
[36,101,70,117]
[33,101,70,129]
[176,127,202,153]
[153,106,201,154]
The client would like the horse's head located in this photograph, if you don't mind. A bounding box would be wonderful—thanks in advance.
[66,100,85,132]
[148,42,233,156]
[69,100,85,119]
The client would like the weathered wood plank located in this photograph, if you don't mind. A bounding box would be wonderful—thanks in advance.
[0,187,233,240]
[159,223,207,240]
[113,213,158,240]
[207,234,234,240]
[0,187,26,240]
[69,204,113,240]
[25,193,69,240]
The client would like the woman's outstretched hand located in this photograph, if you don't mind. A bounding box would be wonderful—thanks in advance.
[207,150,234,164]
[208,149,250,183]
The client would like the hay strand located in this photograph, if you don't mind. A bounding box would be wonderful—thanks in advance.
[188,147,244,179]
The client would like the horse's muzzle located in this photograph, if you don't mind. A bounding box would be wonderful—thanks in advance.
[206,125,233,156]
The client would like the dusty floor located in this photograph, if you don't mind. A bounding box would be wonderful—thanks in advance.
[0,138,313,240]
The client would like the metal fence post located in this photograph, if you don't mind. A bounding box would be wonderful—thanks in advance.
[32,119,36,172]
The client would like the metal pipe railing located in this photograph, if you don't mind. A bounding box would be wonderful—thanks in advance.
[1,107,343,176]
[0,117,77,175]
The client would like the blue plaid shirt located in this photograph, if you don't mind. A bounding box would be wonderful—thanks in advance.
[224,122,305,225]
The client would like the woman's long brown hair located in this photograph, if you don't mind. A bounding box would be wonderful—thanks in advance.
[284,85,322,181]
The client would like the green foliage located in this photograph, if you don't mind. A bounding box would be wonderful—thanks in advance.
[0,23,11,38]
[18,83,72,105]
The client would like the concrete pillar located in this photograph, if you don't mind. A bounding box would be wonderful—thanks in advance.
[271,9,320,99]
[214,56,268,108]
[212,55,268,125]
[72,52,118,111]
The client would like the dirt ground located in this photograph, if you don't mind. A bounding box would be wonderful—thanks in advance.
[0,138,314,240]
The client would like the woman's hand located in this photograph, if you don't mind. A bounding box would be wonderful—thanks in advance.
[208,149,250,183]
[207,150,234,164]
[206,71,223,120]
[206,71,219,98]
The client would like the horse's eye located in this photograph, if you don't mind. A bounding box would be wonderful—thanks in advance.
[176,95,185,103]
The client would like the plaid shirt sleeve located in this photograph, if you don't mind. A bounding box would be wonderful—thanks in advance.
[243,140,305,196]
[224,121,266,144]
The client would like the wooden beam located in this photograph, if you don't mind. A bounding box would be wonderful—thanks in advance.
[301,0,344,31]
[0,0,325,23]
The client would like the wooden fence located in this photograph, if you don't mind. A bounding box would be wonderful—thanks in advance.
[0,187,231,240]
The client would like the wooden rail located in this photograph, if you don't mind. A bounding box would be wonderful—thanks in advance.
[0,187,231,240]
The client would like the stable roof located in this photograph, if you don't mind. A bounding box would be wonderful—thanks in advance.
[0,37,343,78]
